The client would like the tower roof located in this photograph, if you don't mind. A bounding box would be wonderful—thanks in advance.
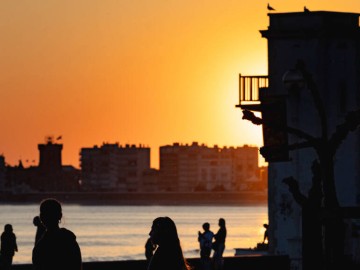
[261,11,360,39]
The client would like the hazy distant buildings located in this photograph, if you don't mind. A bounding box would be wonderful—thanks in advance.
[159,142,262,192]
[80,143,150,192]
[0,155,5,191]
[1,140,266,194]
[140,168,160,192]
[5,138,80,192]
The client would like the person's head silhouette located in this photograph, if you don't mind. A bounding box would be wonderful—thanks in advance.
[39,198,62,230]
[219,218,226,228]
[4,224,13,233]
[202,222,210,231]
[149,217,179,247]
[33,216,42,226]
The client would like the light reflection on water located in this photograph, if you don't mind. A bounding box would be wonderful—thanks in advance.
[0,204,267,264]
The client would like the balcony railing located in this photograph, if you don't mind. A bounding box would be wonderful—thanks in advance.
[237,75,268,108]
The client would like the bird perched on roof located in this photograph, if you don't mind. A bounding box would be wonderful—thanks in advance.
[267,3,275,11]
[304,6,310,13]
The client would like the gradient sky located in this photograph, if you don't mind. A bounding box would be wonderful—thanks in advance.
[1,1,359,169]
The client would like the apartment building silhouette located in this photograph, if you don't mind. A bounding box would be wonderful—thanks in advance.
[1,141,264,194]
[80,143,151,192]
[159,142,262,192]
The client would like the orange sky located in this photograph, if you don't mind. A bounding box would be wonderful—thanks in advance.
[0,1,359,169]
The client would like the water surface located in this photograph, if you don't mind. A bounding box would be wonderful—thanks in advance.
[0,204,268,264]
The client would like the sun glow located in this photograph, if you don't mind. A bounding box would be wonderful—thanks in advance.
[0,0,357,168]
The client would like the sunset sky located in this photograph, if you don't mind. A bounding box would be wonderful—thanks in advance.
[1,1,359,169]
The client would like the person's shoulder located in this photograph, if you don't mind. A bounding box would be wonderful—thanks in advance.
[60,228,76,236]
[206,231,214,236]
[60,228,77,240]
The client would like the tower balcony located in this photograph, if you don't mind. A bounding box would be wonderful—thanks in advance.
[235,74,289,162]
[235,75,268,111]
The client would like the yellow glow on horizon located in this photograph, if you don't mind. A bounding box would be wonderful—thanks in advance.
[0,0,359,168]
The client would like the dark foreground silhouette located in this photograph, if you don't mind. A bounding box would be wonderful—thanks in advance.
[148,216,191,270]
[0,224,18,270]
[32,198,82,270]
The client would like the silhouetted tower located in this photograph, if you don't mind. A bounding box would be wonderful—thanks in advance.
[38,137,63,172]
[237,11,360,270]
[261,11,360,264]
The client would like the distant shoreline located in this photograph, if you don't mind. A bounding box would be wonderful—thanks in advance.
[0,191,267,206]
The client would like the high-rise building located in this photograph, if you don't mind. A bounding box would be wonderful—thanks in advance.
[80,143,150,191]
[159,142,259,192]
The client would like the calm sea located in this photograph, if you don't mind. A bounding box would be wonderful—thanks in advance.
[0,204,268,264]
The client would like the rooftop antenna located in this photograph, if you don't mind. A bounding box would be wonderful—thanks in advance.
[45,135,54,144]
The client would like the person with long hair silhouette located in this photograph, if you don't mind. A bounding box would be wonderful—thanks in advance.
[32,198,82,270]
[147,216,191,270]
[145,236,156,267]
[212,218,226,270]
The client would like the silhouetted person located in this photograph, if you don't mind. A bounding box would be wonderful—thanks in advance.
[33,216,46,245]
[0,224,18,270]
[148,216,191,270]
[262,224,269,243]
[198,222,214,270]
[212,218,226,270]
[32,198,82,270]
[283,160,323,270]
[145,237,156,261]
